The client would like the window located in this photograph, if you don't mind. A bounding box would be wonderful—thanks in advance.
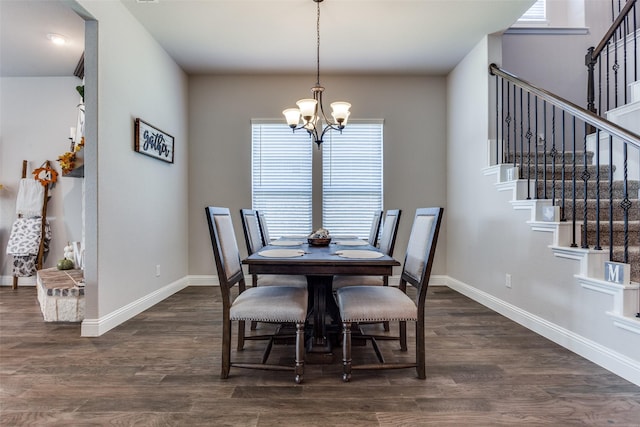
[519,0,546,22]
[251,120,383,239]
[512,0,586,30]
[322,122,383,238]
[251,122,312,237]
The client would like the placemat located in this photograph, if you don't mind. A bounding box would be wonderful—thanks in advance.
[270,240,304,246]
[258,249,306,258]
[334,250,384,259]
[335,240,368,246]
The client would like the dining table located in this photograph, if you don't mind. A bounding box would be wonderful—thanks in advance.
[242,236,400,360]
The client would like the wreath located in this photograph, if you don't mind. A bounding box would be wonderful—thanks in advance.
[33,164,58,187]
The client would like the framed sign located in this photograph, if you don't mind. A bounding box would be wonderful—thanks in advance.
[134,118,174,163]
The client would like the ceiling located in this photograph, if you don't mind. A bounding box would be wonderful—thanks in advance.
[0,0,534,77]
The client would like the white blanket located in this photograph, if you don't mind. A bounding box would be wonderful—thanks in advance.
[16,178,44,217]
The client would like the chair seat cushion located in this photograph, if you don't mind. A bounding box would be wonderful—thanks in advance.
[257,274,307,288]
[336,286,416,322]
[332,275,384,289]
[231,286,308,323]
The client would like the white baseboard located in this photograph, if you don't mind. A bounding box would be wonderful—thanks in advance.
[80,276,189,337]
[444,276,640,387]
[1,275,36,286]
[187,275,218,286]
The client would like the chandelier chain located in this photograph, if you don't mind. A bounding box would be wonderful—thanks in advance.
[316,0,321,86]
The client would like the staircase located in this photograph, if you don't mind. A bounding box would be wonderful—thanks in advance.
[488,65,640,339]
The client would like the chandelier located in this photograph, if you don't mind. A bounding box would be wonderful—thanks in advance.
[282,0,351,149]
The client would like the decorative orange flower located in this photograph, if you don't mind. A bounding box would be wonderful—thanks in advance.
[57,152,76,175]
[33,165,58,186]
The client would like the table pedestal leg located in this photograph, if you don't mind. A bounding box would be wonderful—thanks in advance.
[306,275,337,357]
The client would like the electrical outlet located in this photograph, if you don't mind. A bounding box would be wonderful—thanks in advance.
[156,264,161,277]
[505,273,512,288]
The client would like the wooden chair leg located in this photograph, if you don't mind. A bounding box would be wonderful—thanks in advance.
[12,275,18,290]
[399,320,407,351]
[237,320,245,351]
[416,320,426,379]
[295,323,304,384]
[342,322,352,382]
[221,317,232,379]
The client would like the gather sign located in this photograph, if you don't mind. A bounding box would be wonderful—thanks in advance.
[134,118,174,164]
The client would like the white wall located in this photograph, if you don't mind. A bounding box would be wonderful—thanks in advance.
[0,77,83,283]
[188,74,448,277]
[76,1,189,335]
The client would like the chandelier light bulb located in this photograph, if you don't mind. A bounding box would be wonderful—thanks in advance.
[296,99,318,121]
[283,108,302,128]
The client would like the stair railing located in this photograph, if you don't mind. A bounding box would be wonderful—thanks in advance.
[586,0,638,117]
[489,64,640,278]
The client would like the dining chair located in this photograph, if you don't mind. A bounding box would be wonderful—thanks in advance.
[368,210,383,247]
[335,207,443,381]
[257,210,272,246]
[332,209,401,290]
[240,208,307,288]
[206,206,307,383]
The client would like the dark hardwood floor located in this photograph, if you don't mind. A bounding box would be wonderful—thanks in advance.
[1,285,639,426]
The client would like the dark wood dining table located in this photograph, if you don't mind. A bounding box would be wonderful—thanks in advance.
[242,239,400,359]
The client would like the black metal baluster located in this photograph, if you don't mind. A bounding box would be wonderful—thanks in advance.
[607,33,620,111]
[551,106,557,206]
[561,111,566,221]
[519,87,524,177]
[543,101,548,199]
[535,96,540,199]
[496,74,500,165]
[608,135,614,258]
[571,119,578,247]
[623,6,628,105]
[505,81,511,164]
[513,84,518,169]
[606,43,611,113]
[634,2,638,82]
[526,92,532,200]
[622,142,631,263]
[598,58,603,118]
[595,128,602,251]
[582,125,591,249]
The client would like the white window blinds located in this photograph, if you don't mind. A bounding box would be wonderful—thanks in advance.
[520,0,546,21]
[322,121,383,238]
[251,122,313,237]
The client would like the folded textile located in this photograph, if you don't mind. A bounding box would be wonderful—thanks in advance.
[16,178,44,217]
[12,255,38,277]
[6,217,51,256]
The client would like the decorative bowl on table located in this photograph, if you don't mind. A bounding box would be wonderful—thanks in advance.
[308,237,332,246]
[308,228,331,246]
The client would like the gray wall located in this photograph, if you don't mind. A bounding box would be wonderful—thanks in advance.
[188,74,448,277]
[502,0,612,106]
[77,1,189,327]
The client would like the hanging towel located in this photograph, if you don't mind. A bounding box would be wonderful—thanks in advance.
[15,178,44,217]
[6,217,51,256]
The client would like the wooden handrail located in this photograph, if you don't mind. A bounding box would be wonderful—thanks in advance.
[593,0,637,59]
[489,63,640,150]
